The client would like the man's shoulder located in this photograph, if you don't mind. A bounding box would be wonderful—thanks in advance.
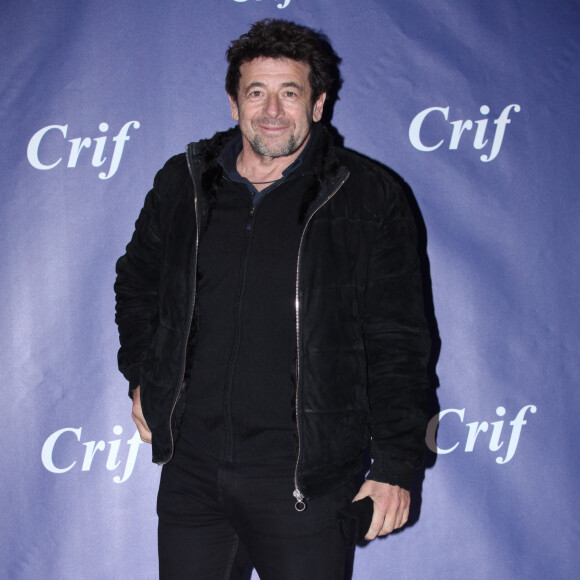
[152,153,191,196]
[155,126,240,182]
[159,152,188,174]
[333,145,407,201]
[188,127,240,166]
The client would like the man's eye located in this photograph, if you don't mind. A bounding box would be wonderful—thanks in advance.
[284,91,297,98]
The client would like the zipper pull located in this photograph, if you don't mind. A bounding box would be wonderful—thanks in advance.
[246,206,255,230]
[293,488,307,512]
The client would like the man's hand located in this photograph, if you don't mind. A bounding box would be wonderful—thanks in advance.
[131,386,152,443]
[352,480,410,540]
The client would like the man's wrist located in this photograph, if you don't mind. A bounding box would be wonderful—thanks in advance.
[367,460,414,491]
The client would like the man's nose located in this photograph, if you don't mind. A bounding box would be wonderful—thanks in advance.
[263,94,282,118]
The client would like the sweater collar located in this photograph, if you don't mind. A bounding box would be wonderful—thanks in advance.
[187,122,345,221]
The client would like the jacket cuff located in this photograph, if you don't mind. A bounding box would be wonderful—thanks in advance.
[127,367,141,398]
[367,459,414,491]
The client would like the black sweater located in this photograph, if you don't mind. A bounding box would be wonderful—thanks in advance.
[182,147,317,463]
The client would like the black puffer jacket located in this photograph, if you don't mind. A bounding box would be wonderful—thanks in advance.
[115,125,430,500]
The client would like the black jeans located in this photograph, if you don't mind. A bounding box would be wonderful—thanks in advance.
[157,434,356,580]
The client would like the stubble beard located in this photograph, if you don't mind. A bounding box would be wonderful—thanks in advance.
[246,117,309,159]
[249,133,299,158]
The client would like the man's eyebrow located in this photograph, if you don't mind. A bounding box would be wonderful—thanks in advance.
[244,81,304,91]
[281,81,303,89]
[245,81,266,90]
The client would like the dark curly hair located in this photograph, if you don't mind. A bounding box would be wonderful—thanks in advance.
[225,19,338,103]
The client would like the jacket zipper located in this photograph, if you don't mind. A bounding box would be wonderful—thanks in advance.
[158,144,201,465]
[293,170,350,510]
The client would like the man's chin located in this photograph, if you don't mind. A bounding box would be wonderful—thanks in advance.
[250,137,297,159]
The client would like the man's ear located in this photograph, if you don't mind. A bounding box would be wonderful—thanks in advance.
[312,92,326,123]
[228,94,239,122]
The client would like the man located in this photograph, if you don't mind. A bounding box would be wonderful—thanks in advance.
[115,18,430,580]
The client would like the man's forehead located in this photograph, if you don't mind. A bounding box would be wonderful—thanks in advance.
[239,57,310,83]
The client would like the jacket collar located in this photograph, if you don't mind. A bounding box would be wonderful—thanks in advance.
[186,122,347,222]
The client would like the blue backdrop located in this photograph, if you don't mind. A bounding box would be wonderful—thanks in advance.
[1,1,579,578]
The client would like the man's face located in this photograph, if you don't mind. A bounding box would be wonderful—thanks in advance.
[229,57,326,159]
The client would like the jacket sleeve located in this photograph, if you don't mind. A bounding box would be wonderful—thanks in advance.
[363,178,431,490]
[114,180,163,397]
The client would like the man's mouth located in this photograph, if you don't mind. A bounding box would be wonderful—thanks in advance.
[255,120,291,133]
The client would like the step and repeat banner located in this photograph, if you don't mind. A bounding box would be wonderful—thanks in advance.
[1,1,578,578]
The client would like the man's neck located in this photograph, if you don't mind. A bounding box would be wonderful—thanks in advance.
[236,132,311,191]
